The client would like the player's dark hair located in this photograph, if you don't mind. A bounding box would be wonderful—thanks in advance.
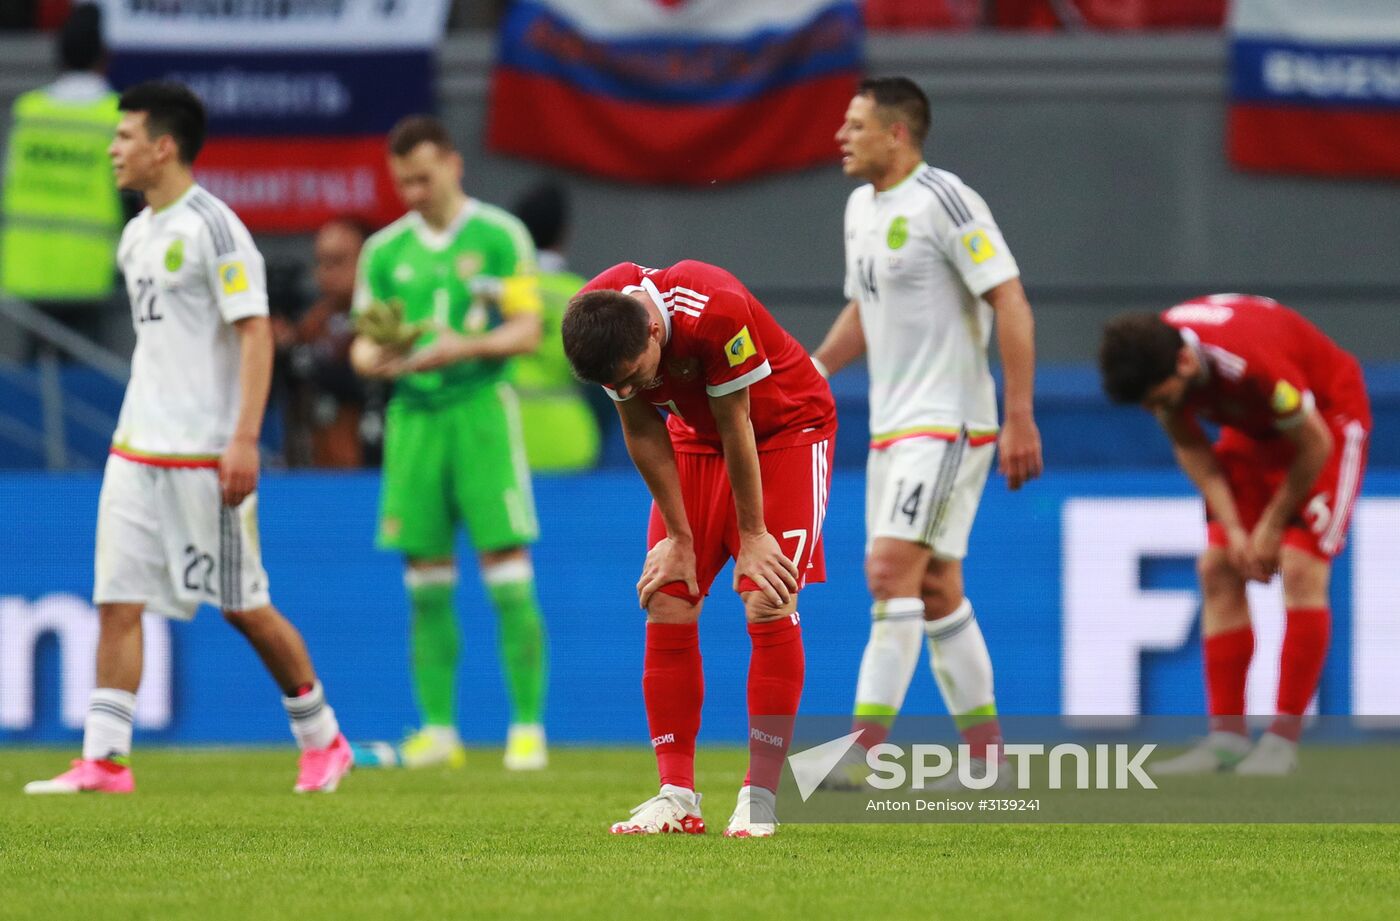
[388,115,456,157]
[320,215,374,244]
[58,3,104,72]
[513,181,569,253]
[858,76,930,146]
[1099,312,1185,404]
[118,81,207,165]
[562,290,651,384]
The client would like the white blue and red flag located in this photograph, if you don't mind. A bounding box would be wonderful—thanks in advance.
[1229,0,1400,178]
[487,0,864,185]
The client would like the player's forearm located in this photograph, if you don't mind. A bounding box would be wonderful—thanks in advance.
[811,299,864,378]
[460,313,543,360]
[988,281,1036,421]
[712,401,766,538]
[1262,416,1332,529]
[622,416,693,541]
[1172,440,1244,533]
[231,316,274,443]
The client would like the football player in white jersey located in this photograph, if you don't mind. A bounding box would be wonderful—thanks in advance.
[25,82,352,795]
[812,77,1043,785]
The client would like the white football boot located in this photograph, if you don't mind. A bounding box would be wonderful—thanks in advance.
[1234,732,1298,776]
[503,723,548,771]
[609,785,705,835]
[1150,731,1253,776]
[723,785,778,838]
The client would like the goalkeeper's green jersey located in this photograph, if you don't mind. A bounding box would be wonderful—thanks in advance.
[354,199,541,408]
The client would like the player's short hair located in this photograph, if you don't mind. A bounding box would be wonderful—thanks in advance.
[1099,312,1185,404]
[513,181,569,253]
[858,76,930,146]
[118,81,207,165]
[561,290,651,384]
[319,215,374,244]
[388,115,456,157]
[58,3,104,72]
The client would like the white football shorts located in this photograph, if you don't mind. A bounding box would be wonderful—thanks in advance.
[93,454,271,620]
[865,433,994,559]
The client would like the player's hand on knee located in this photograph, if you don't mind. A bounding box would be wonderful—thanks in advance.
[637,537,699,609]
[998,414,1043,491]
[1244,521,1284,583]
[736,532,800,607]
[220,435,259,506]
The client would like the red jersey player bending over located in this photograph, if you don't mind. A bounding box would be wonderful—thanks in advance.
[1100,294,1370,776]
[563,260,836,837]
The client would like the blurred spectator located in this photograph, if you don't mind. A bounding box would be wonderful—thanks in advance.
[0,3,121,342]
[509,181,603,472]
[273,217,383,468]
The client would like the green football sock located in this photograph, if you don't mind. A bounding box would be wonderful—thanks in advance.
[407,570,459,728]
[485,572,547,726]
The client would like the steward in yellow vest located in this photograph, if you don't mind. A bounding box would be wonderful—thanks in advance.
[0,6,121,303]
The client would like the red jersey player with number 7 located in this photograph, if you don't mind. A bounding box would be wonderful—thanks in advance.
[562,260,837,838]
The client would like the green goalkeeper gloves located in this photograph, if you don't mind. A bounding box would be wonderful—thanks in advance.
[353,299,430,352]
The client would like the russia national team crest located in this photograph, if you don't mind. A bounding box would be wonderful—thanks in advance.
[164,238,184,272]
[667,356,700,381]
[456,254,484,281]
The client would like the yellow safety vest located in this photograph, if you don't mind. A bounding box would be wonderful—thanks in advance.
[0,87,121,301]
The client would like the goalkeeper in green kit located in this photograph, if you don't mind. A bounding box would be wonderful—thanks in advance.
[349,116,548,770]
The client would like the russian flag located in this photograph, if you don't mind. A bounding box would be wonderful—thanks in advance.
[487,0,863,185]
[1229,0,1400,178]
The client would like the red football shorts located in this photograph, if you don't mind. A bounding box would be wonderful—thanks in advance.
[647,437,835,602]
[1207,415,1369,560]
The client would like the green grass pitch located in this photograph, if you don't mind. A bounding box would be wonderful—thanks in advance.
[1,747,1397,920]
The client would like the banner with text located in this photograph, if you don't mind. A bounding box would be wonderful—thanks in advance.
[1228,0,1400,178]
[99,0,450,231]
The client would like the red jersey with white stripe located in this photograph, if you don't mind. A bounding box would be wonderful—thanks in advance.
[1163,294,1370,440]
[582,261,837,453]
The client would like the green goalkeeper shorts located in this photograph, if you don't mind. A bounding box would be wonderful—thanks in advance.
[378,382,539,558]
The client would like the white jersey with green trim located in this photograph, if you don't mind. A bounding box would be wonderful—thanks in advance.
[843,164,1019,446]
[111,184,268,464]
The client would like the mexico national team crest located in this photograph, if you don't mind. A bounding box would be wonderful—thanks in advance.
[887,216,909,250]
[456,253,484,281]
[164,238,184,272]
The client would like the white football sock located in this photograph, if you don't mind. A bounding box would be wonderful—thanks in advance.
[853,598,925,721]
[83,688,136,762]
[282,681,340,751]
[924,598,997,718]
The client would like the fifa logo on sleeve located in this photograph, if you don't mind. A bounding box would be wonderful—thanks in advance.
[725,326,757,367]
[961,230,997,264]
[219,261,249,295]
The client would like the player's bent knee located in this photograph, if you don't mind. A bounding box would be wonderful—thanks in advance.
[1197,551,1241,595]
[742,592,798,623]
[221,603,279,632]
[1281,550,1330,606]
[98,603,144,631]
[646,591,701,625]
[866,556,921,601]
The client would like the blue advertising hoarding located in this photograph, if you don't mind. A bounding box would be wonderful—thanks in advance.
[2,470,1398,745]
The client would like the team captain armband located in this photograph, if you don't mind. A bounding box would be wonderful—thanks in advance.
[499,275,542,316]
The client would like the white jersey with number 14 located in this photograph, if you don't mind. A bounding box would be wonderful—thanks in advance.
[844,164,1019,447]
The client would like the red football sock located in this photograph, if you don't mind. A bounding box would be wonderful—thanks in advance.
[853,719,891,751]
[1271,607,1330,742]
[1204,625,1254,737]
[643,622,704,791]
[744,615,805,793]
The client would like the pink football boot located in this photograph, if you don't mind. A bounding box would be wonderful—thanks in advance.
[294,733,353,793]
[25,759,135,795]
